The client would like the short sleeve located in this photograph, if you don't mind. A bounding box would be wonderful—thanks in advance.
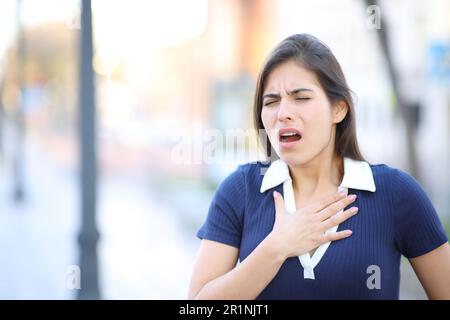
[196,165,246,248]
[392,169,448,258]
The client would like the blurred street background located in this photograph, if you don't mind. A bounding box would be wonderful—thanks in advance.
[0,0,449,299]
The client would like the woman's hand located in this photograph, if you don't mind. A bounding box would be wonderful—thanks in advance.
[269,191,358,259]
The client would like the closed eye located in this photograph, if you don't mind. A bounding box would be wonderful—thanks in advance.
[263,100,278,106]
[295,97,310,101]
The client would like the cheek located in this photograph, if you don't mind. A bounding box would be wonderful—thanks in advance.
[304,105,334,136]
[261,110,277,144]
[260,109,275,131]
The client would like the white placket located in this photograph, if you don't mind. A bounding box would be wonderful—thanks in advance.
[283,179,347,280]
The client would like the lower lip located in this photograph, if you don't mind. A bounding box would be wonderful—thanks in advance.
[279,138,301,150]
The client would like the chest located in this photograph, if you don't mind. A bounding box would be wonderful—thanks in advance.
[241,189,394,261]
[294,189,348,256]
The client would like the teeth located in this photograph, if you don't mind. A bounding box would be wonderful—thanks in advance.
[280,132,298,137]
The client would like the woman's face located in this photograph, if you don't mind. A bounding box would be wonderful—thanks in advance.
[261,59,347,166]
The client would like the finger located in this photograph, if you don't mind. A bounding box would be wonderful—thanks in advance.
[273,191,286,219]
[322,230,353,243]
[318,194,357,221]
[320,206,359,231]
[310,191,347,212]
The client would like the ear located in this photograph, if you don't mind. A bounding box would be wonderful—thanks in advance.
[332,101,348,124]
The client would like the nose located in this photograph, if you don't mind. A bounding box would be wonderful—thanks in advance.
[277,99,294,122]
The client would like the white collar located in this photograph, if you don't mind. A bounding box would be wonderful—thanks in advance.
[260,157,376,193]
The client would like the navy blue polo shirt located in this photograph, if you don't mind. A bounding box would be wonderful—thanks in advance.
[196,159,448,299]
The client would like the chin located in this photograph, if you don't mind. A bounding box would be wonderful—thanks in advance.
[278,152,312,167]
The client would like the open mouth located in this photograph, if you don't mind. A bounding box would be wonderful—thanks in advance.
[279,128,302,143]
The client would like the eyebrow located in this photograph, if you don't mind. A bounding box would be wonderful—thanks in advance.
[263,88,313,99]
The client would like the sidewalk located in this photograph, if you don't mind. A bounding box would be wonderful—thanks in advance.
[0,140,198,299]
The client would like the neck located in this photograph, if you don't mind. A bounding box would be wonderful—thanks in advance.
[289,152,343,198]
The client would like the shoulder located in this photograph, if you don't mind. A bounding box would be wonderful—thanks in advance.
[369,163,428,201]
[210,161,268,216]
[372,165,448,258]
[370,163,420,187]
[217,161,268,195]
[222,161,270,186]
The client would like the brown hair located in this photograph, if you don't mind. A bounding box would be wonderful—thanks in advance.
[253,34,364,161]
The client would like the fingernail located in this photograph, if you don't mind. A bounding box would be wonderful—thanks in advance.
[347,230,353,235]
[339,191,346,197]
[348,194,357,201]
[273,191,278,199]
[351,207,359,213]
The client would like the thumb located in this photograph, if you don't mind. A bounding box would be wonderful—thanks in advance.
[273,191,286,220]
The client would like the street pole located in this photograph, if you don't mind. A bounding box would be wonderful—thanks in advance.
[364,0,420,180]
[13,0,25,202]
[77,0,100,299]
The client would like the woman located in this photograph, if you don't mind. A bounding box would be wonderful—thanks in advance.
[188,34,450,299]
